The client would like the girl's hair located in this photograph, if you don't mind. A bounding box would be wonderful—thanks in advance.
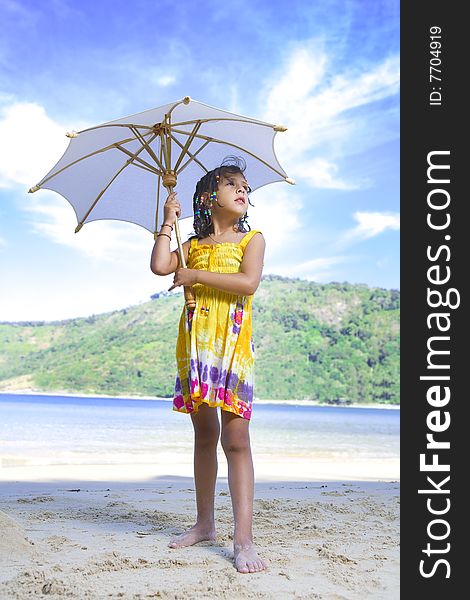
[190,156,255,240]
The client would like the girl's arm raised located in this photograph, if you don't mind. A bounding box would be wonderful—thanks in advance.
[169,233,266,296]
[150,192,189,275]
[151,237,190,276]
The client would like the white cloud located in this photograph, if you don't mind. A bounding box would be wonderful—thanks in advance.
[350,211,400,238]
[262,44,399,189]
[247,185,303,253]
[227,84,241,115]
[333,211,400,249]
[375,257,390,269]
[156,75,176,87]
[268,255,351,282]
[246,181,349,283]
[264,46,327,115]
[26,194,151,261]
[298,158,370,190]
[0,101,70,189]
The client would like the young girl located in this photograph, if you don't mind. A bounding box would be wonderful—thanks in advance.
[150,157,268,574]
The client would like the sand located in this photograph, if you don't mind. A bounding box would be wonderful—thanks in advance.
[0,476,399,599]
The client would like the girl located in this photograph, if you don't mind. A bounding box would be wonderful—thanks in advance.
[150,157,268,574]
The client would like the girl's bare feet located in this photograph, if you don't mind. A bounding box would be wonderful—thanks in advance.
[233,540,268,573]
[168,523,217,548]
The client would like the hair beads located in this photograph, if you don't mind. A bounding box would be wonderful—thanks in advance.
[194,192,213,221]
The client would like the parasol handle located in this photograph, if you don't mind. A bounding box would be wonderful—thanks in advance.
[163,178,196,311]
[173,215,197,310]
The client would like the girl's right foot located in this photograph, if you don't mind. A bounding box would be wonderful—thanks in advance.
[168,523,217,548]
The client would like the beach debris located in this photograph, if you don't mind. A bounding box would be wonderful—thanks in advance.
[41,577,68,595]
[17,496,54,503]
[317,543,358,564]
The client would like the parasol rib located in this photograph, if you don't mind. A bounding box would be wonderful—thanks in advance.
[76,123,155,135]
[170,127,287,179]
[169,116,275,129]
[170,134,211,175]
[168,131,210,173]
[131,127,165,172]
[154,141,164,235]
[76,133,159,231]
[114,145,160,174]
[35,130,158,189]
[173,122,202,172]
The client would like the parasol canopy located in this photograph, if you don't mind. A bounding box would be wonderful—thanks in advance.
[29,96,294,237]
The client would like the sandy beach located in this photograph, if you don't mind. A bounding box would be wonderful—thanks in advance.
[0,474,399,599]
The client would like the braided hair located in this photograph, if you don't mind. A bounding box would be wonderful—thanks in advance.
[191,156,254,239]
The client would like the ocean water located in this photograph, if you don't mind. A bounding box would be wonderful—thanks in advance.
[0,394,399,480]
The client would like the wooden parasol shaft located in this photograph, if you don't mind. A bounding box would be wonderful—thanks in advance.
[174,208,196,311]
[158,102,197,311]
[163,177,196,311]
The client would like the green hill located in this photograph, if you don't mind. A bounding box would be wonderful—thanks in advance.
[0,275,399,405]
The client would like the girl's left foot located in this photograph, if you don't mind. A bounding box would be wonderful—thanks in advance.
[233,540,268,573]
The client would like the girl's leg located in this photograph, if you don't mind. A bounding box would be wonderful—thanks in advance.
[168,403,220,548]
[220,411,268,573]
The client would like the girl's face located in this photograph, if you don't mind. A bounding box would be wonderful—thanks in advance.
[213,171,250,217]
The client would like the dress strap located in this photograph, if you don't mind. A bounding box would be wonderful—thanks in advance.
[240,229,261,252]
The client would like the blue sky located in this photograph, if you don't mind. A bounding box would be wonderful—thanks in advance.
[0,0,399,322]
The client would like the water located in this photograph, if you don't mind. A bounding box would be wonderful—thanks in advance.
[0,394,399,480]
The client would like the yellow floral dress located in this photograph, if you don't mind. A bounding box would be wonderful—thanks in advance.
[173,229,262,420]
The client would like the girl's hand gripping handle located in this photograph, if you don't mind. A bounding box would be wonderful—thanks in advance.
[165,192,196,310]
[174,216,196,309]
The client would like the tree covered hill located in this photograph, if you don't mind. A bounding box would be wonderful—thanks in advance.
[0,275,399,405]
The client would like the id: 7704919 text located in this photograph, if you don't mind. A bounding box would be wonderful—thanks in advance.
[429,25,442,106]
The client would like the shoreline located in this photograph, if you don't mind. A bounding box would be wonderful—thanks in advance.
[0,389,400,410]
